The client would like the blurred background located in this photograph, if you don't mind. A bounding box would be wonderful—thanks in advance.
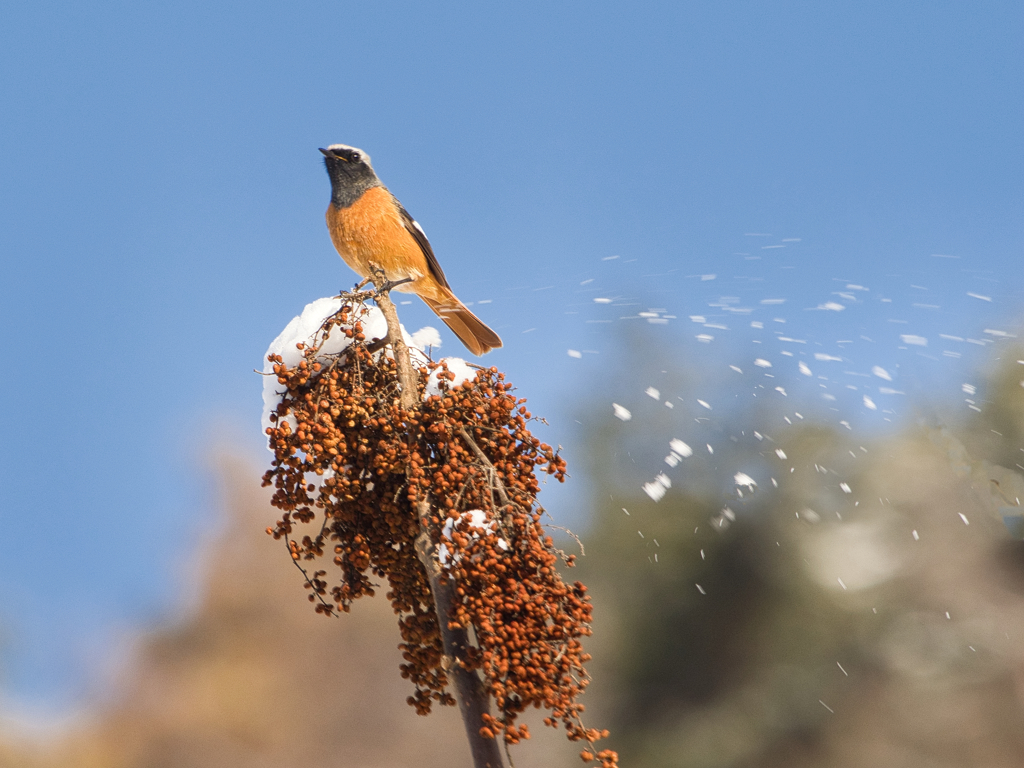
[2,2,1023,766]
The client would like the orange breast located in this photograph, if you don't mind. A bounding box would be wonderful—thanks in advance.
[325,186,429,284]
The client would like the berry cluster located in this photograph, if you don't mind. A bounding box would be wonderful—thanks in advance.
[262,302,618,767]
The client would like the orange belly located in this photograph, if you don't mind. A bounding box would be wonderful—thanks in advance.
[325,186,432,295]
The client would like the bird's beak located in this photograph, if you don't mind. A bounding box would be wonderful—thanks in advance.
[319,147,334,158]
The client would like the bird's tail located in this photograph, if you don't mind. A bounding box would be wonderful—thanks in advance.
[421,296,502,356]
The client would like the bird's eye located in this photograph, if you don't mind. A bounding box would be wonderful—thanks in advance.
[350,152,361,162]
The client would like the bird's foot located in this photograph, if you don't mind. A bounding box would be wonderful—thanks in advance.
[375,276,414,295]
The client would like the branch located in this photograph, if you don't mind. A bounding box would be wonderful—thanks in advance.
[368,267,417,411]
[372,273,505,768]
[415,499,506,768]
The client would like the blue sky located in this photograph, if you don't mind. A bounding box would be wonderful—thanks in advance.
[1,1,1022,713]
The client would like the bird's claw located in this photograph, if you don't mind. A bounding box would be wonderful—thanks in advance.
[375,277,414,295]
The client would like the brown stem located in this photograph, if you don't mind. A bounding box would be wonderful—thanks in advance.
[369,267,417,411]
[415,500,506,768]
[373,274,505,768]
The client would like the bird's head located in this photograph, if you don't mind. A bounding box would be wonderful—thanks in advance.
[319,144,380,208]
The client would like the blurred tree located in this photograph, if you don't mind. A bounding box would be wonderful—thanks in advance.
[572,330,1024,767]
[958,341,1024,475]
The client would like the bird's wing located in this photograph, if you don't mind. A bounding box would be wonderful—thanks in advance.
[395,199,451,291]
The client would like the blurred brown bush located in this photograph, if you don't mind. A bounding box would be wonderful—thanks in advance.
[0,456,575,768]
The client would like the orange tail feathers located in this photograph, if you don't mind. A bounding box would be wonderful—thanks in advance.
[421,296,502,356]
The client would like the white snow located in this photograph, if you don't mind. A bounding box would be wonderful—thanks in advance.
[262,299,378,439]
[424,358,477,397]
[900,334,928,346]
[669,439,693,457]
[410,326,442,351]
[438,509,508,567]
[261,297,450,447]
[612,403,632,421]
[643,473,672,501]
[734,472,757,489]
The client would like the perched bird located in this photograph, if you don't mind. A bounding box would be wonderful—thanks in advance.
[319,144,502,356]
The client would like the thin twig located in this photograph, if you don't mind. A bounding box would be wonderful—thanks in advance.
[284,534,335,614]
[542,523,586,557]
[457,426,513,508]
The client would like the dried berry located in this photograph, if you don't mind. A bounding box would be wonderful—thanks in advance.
[262,299,616,766]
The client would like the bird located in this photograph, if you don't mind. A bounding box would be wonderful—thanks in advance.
[319,144,502,356]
